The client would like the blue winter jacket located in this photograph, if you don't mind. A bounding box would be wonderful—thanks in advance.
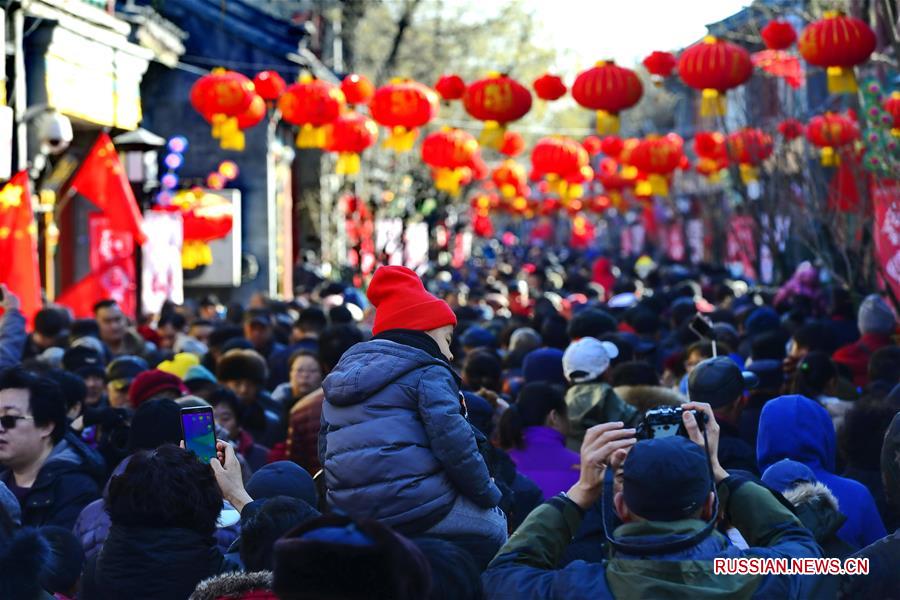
[319,339,502,534]
[757,395,886,549]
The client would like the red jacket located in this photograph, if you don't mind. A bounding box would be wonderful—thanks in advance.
[832,333,892,387]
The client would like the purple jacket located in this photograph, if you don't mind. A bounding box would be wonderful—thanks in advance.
[507,427,580,499]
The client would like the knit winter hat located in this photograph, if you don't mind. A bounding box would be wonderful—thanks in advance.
[128,398,182,451]
[522,347,566,386]
[128,369,189,408]
[858,294,896,335]
[157,352,201,380]
[246,461,318,506]
[367,266,457,336]
[217,349,268,386]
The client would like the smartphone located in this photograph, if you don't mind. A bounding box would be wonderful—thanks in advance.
[181,406,217,465]
[689,313,715,340]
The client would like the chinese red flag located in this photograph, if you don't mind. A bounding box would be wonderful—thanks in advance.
[68,132,147,244]
[0,171,42,324]
[56,256,135,319]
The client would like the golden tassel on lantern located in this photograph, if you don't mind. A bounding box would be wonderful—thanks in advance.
[563,182,584,200]
[647,174,669,196]
[433,168,465,196]
[700,89,727,117]
[218,117,245,151]
[382,126,418,152]
[739,164,758,184]
[296,124,327,148]
[500,184,518,199]
[826,66,858,95]
[335,153,361,175]
[595,111,620,135]
[820,146,839,166]
[635,180,653,197]
[211,114,226,139]
[478,121,505,151]
[182,240,214,270]
[621,165,638,180]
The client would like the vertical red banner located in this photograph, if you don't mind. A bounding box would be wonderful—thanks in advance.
[873,181,900,300]
[727,215,758,280]
[89,214,136,318]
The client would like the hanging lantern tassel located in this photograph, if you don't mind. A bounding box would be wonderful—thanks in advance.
[433,168,465,196]
[700,89,727,117]
[647,174,669,196]
[218,117,245,151]
[335,153,361,175]
[210,114,226,139]
[297,124,328,148]
[739,164,758,184]
[382,126,419,152]
[595,110,620,135]
[820,146,839,167]
[826,66,858,95]
[563,182,584,200]
[478,121,506,151]
[182,240,214,270]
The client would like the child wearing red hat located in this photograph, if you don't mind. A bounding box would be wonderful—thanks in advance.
[319,266,506,568]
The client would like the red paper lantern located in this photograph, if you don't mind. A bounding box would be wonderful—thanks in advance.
[190,68,256,151]
[325,112,378,175]
[463,74,533,149]
[572,61,643,134]
[278,76,346,148]
[253,70,286,101]
[370,79,438,152]
[167,190,235,269]
[491,160,528,198]
[435,74,466,101]
[582,136,603,156]
[799,11,876,94]
[885,91,900,134]
[727,128,773,183]
[761,20,797,50]
[642,51,677,84]
[624,134,684,196]
[531,136,590,199]
[778,118,805,140]
[601,135,624,158]
[533,73,567,101]
[421,128,480,195]
[236,94,267,130]
[677,36,753,116]
[499,130,526,157]
[807,112,860,165]
[341,73,375,105]
[694,131,728,160]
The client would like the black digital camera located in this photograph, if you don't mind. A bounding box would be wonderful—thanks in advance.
[635,406,708,440]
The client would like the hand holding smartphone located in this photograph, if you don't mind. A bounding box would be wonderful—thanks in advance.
[181,406,217,465]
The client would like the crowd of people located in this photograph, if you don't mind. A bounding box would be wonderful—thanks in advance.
[0,247,899,599]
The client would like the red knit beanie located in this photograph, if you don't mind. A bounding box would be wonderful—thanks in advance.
[367,266,457,336]
[128,369,189,408]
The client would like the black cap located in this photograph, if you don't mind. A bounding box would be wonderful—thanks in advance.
[244,308,272,327]
[623,436,711,521]
[688,357,759,408]
[106,355,149,389]
[62,346,105,378]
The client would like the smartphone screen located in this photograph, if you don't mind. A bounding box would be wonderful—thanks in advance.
[181,407,216,464]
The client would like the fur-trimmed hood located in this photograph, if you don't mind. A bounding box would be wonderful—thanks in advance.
[783,481,847,545]
[784,482,840,512]
[614,385,686,413]
[189,570,274,600]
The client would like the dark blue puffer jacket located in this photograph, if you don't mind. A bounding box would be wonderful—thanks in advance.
[319,339,502,534]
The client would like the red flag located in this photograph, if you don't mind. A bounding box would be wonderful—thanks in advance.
[0,171,42,325]
[68,132,147,244]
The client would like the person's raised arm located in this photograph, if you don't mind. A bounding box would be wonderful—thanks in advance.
[0,285,26,370]
[209,439,253,513]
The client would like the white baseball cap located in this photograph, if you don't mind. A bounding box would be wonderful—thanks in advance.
[563,337,620,383]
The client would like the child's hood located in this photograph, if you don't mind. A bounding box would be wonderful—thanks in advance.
[322,339,451,407]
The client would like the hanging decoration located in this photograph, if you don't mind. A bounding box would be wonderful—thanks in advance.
[582,136,603,156]
[596,157,633,209]
[885,91,900,137]
[370,79,439,152]
[624,134,684,196]
[798,11,876,94]
[532,73,567,101]
[252,70,287,101]
[859,80,899,177]
[752,49,803,89]
[190,68,256,151]
[726,128,773,183]
[778,118,805,140]
[601,135,624,158]
[760,20,797,50]
[572,61,643,134]
[499,130,526,157]
[463,73,533,150]
[491,160,528,199]
[693,131,728,181]
[530,136,591,200]
[156,188,235,270]
[341,74,375,105]
[324,112,378,175]
[236,94,267,130]
[435,74,466,101]
[278,75,346,148]
[806,112,860,166]
[642,51,677,86]
[421,128,480,196]
[677,36,752,117]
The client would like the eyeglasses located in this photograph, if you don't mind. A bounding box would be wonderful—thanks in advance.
[0,415,35,430]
